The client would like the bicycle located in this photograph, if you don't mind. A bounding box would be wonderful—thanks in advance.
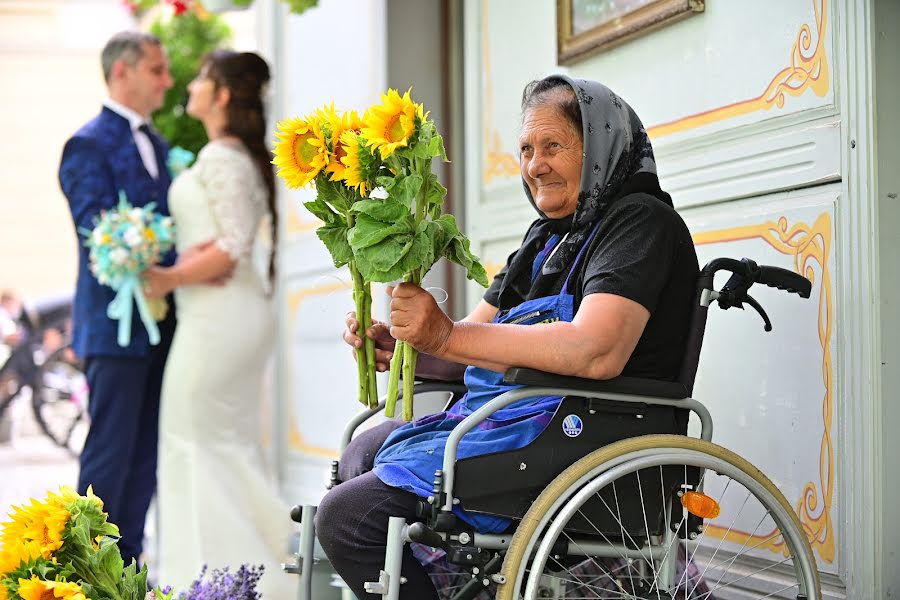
[0,295,89,455]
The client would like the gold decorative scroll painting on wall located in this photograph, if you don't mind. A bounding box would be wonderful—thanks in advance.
[694,212,835,564]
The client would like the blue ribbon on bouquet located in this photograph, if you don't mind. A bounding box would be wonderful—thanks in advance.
[106,274,161,347]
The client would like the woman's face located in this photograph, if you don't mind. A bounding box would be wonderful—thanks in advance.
[519,104,583,219]
[186,67,224,120]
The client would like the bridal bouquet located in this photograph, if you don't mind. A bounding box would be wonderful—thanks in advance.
[81,192,175,348]
[0,486,146,600]
[273,89,488,419]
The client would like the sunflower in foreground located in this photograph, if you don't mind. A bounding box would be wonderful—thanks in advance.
[16,576,86,600]
[272,114,329,189]
[323,107,362,183]
[361,88,422,159]
[0,539,43,574]
[1,499,69,559]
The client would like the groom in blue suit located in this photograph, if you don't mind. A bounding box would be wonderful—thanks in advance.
[59,31,175,566]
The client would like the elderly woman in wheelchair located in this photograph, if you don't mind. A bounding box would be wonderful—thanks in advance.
[301,75,821,600]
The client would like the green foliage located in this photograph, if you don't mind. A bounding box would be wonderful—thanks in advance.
[283,0,318,13]
[150,12,232,154]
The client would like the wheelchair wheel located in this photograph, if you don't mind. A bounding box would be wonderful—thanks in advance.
[497,435,820,600]
[31,346,89,455]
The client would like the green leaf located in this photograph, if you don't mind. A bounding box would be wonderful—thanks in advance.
[303,198,341,225]
[386,173,423,209]
[355,237,413,282]
[429,133,449,162]
[316,223,353,268]
[315,176,353,213]
[406,227,436,273]
[350,199,410,223]
[94,540,124,583]
[444,235,489,287]
[348,213,414,250]
[424,175,447,208]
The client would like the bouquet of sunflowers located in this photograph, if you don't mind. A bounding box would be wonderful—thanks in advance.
[0,486,146,600]
[81,192,175,348]
[273,89,488,420]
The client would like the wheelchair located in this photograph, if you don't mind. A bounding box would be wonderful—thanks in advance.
[287,257,821,600]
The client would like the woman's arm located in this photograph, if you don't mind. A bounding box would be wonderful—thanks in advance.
[389,284,649,380]
[142,243,235,299]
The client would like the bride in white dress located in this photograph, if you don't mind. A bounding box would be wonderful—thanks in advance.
[143,51,294,599]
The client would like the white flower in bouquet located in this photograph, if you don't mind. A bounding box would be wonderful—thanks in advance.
[123,225,143,248]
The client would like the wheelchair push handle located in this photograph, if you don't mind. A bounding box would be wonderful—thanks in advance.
[757,265,812,298]
[700,257,812,332]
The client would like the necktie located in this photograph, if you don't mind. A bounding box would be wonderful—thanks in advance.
[136,124,160,179]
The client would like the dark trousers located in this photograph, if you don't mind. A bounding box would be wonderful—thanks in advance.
[77,321,173,565]
[315,421,440,600]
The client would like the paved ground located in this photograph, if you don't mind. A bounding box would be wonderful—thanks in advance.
[0,393,78,520]
[0,395,158,574]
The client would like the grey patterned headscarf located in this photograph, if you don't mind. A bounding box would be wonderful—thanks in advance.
[494,75,673,309]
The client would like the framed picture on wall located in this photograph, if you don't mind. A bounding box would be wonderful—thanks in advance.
[557,0,705,64]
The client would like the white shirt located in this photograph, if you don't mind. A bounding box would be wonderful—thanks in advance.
[103,98,160,179]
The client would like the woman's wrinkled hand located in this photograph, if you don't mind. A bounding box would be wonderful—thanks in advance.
[387,283,454,356]
[343,312,396,372]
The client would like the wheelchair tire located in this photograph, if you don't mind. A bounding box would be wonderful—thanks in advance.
[496,434,821,600]
[31,346,89,455]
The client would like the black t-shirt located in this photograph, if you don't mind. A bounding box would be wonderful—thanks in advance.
[484,193,698,381]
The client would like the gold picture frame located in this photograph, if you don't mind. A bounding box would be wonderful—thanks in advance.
[557,0,705,64]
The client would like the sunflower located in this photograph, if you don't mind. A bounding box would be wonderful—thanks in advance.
[272,114,329,189]
[0,539,43,574]
[338,130,375,197]
[16,577,86,600]
[324,109,362,183]
[361,88,422,159]
[1,498,69,559]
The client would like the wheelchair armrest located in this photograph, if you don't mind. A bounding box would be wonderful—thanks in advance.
[503,367,689,400]
[413,378,467,397]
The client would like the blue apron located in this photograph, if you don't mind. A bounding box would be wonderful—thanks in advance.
[374,222,602,532]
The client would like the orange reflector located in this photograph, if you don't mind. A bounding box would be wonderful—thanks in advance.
[681,491,720,519]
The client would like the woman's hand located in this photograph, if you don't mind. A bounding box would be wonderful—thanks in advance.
[142,267,178,299]
[388,283,454,356]
[343,312,395,372]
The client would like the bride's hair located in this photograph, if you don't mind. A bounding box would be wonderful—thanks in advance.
[201,50,277,288]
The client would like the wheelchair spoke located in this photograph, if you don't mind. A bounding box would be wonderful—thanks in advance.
[706,510,774,591]
[577,506,643,597]
[687,479,748,598]
[499,437,819,600]
[534,555,636,600]
[633,470,663,599]
[696,554,796,599]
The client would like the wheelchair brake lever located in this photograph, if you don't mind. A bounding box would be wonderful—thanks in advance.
[744,294,772,332]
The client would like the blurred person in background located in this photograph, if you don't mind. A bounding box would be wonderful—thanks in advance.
[141,50,292,598]
[58,30,175,567]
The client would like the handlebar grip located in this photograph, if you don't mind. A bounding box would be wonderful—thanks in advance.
[757,266,812,298]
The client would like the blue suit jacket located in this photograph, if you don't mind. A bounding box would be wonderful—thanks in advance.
[59,107,175,359]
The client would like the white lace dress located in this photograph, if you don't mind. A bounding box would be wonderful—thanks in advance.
[157,140,294,599]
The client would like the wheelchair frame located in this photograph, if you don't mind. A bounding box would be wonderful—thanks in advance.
[288,258,821,600]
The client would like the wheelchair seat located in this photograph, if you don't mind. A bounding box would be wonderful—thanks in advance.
[454,392,688,531]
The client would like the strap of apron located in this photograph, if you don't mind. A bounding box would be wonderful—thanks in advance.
[561,220,604,295]
[530,233,562,284]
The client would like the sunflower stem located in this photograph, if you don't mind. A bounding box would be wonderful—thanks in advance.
[385,341,404,418]
[349,258,369,407]
[362,284,379,408]
[402,338,417,421]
